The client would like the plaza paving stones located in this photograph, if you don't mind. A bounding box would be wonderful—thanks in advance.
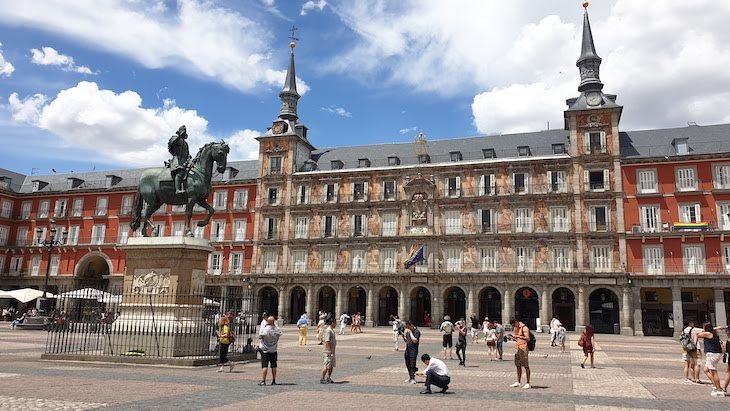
[0,324,728,410]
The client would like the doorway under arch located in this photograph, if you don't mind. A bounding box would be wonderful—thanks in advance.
[478,287,502,323]
[74,253,111,290]
[258,286,278,318]
[589,288,620,334]
[347,286,367,318]
[515,287,539,330]
[552,287,576,331]
[410,287,432,327]
[378,286,399,325]
[289,286,306,324]
[443,286,466,321]
[318,286,336,317]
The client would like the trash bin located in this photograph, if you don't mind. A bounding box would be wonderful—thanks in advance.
[613,323,620,334]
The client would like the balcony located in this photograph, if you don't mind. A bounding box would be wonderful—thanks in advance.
[629,221,718,235]
[630,264,729,276]
[271,261,620,275]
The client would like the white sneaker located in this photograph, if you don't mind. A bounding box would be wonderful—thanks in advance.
[229,363,235,372]
[522,384,531,389]
[710,389,719,397]
[409,379,417,384]
[509,382,521,388]
[716,390,726,397]
[405,378,412,383]
[217,366,224,373]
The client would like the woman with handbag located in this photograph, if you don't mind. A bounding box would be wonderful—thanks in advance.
[216,316,235,373]
[485,321,498,361]
[579,324,596,369]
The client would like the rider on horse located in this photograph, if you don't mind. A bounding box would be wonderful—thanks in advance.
[167,125,191,194]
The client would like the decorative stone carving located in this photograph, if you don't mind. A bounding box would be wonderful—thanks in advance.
[132,270,170,294]
[411,193,428,226]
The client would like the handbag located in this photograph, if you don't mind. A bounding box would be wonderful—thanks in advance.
[578,335,585,347]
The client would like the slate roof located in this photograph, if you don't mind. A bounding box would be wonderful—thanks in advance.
[620,123,730,159]
[0,168,27,193]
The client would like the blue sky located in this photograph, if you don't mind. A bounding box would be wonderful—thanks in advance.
[1,1,729,175]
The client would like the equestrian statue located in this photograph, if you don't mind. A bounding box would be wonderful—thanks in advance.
[131,125,230,237]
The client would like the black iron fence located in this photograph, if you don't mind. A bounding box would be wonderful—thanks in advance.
[45,285,257,359]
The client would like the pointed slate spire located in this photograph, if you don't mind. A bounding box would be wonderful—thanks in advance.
[576,2,603,92]
[279,42,300,121]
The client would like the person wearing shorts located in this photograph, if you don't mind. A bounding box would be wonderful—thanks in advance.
[439,316,454,360]
[508,318,531,389]
[470,314,480,344]
[321,317,337,384]
[494,320,505,360]
[697,322,724,397]
[258,316,282,386]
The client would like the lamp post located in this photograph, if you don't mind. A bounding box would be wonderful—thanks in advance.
[36,219,62,313]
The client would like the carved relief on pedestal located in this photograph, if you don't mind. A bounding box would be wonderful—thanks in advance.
[403,173,435,234]
[410,193,428,226]
[132,269,171,294]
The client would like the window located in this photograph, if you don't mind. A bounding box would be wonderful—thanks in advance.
[445,176,461,197]
[480,247,497,272]
[120,195,133,215]
[586,169,608,191]
[676,167,697,191]
[515,246,534,272]
[233,189,249,209]
[322,248,336,272]
[229,252,243,274]
[71,198,83,217]
[552,143,566,154]
[294,216,309,239]
[383,180,396,200]
[9,256,23,274]
[514,208,533,233]
[547,171,567,193]
[637,169,658,194]
[478,174,496,196]
[21,201,31,219]
[679,203,701,224]
[269,156,282,174]
[209,252,222,275]
[674,138,689,155]
[444,209,462,234]
[723,244,730,272]
[415,245,428,272]
[588,205,608,232]
[382,248,396,273]
[153,222,166,236]
[263,249,278,274]
[358,158,371,168]
[213,190,228,209]
[16,227,28,246]
[714,164,730,189]
[352,214,367,237]
[382,212,397,236]
[38,200,50,218]
[643,246,663,274]
[0,255,4,274]
[30,256,41,276]
[388,156,400,166]
[718,203,730,230]
[296,185,309,205]
[32,180,42,192]
[0,226,8,246]
[513,172,529,194]
[210,220,225,242]
[95,197,108,216]
[49,255,60,276]
[479,209,494,233]
[173,222,184,236]
[171,204,185,213]
[67,226,80,245]
[118,223,130,244]
[233,219,247,241]
[640,205,661,232]
[445,247,462,272]
[683,245,705,274]
[0,200,12,218]
[351,249,365,273]
[482,148,496,159]
[267,188,279,205]
[53,199,67,217]
[450,151,462,162]
[33,227,46,246]
[352,181,368,201]
[331,160,344,170]
[322,215,336,238]
[292,250,307,273]
[324,183,338,203]
[517,146,531,157]
[551,246,571,272]
[265,217,279,240]
[585,131,607,154]
[193,222,204,239]
[591,246,612,272]
[91,224,106,245]
[418,154,430,164]
[550,207,569,232]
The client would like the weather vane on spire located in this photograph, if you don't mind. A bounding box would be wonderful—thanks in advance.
[289,24,299,42]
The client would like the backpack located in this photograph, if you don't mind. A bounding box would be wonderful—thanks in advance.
[527,331,536,352]
[344,316,352,325]
[444,322,453,334]
[679,328,696,352]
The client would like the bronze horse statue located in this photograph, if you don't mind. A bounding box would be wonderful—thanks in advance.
[131,141,230,237]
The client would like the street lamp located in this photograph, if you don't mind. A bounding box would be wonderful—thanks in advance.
[36,219,63,313]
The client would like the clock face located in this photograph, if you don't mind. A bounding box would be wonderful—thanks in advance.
[586,92,602,107]
[272,122,287,135]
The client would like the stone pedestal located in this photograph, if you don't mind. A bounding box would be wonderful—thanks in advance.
[110,237,213,357]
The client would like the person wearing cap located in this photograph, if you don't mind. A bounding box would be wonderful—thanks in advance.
[439,315,454,360]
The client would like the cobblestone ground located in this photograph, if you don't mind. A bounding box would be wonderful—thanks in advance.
[0,323,728,410]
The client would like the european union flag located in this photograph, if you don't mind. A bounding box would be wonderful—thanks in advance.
[403,245,425,269]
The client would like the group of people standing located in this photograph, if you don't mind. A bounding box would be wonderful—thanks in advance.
[681,320,730,397]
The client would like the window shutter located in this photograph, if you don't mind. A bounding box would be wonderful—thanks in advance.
[603,169,610,190]
[362,214,368,236]
[363,182,369,198]
[456,176,461,193]
[606,206,611,230]
[297,185,303,204]
[584,169,590,191]
[443,177,448,196]
[511,173,516,193]
[489,174,495,195]
[600,132,607,153]
[546,171,552,192]
[334,183,339,201]
[583,132,591,153]
[322,186,327,202]
[351,215,355,236]
[321,216,326,238]
[351,182,355,197]
[478,175,485,196]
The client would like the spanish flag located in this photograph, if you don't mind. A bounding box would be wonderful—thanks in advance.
[403,245,425,269]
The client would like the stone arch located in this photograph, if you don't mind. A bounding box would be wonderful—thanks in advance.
[377,285,399,326]
[317,285,336,317]
[289,286,306,324]
[589,287,620,334]
[258,286,278,318]
[478,286,502,323]
[552,287,576,331]
[346,285,367,318]
[442,286,467,322]
[409,286,432,327]
[515,286,540,330]
[73,251,113,289]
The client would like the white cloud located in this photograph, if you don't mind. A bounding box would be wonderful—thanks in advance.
[0,0,307,93]
[320,105,351,118]
[301,0,327,16]
[0,41,14,76]
[7,81,259,167]
[328,0,730,133]
[399,126,417,134]
[30,46,96,74]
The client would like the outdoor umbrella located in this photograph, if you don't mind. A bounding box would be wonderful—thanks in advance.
[0,289,14,299]
[8,288,55,303]
[58,288,111,300]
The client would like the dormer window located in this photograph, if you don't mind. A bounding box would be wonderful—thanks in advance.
[552,144,566,154]
[517,146,531,157]
[224,167,239,180]
[32,180,47,192]
[358,158,371,168]
[331,160,344,170]
[66,178,83,190]
[418,154,431,164]
[450,151,462,162]
[674,138,689,155]
[0,176,11,190]
[269,156,282,175]
[483,148,496,159]
[388,156,400,166]
[105,175,120,188]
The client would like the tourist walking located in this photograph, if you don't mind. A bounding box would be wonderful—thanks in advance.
[402,320,421,384]
[352,312,362,334]
[391,315,403,351]
[720,325,730,394]
[455,320,467,367]
[416,354,451,394]
[297,313,308,346]
[484,321,498,361]
[482,317,490,343]
[423,311,432,327]
[339,312,350,335]
[579,324,596,368]
[258,316,282,386]
[470,314,480,344]
[508,318,531,389]
[681,320,702,383]
[494,319,505,360]
[321,316,337,384]
[216,316,235,373]
[557,324,567,353]
[697,322,725,397]
[439,315,454,360]
[549,317,561,346]
[316,311,326,345]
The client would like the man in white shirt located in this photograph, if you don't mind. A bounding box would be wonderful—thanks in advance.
[549,317,561,346]
[339,313,350,335]
[416,353,451,394]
